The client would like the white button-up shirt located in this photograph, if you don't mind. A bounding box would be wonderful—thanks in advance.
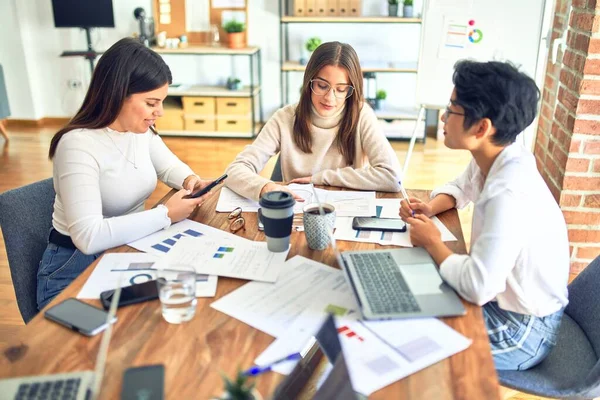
[433,143,569,317]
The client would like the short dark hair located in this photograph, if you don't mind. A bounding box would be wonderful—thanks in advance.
[452,60,540,146]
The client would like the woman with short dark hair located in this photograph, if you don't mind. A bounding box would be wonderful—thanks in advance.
[400,60,569,371]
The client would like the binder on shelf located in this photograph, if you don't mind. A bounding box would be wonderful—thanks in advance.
[293,0,306,16]
[337,0,350,16]
[315,0,327,17]
[349,0,360,16]
[326,0,338,16]
[305,0,316,16]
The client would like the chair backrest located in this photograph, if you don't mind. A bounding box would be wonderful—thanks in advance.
[565,255,600,357]
[0,178,55,323]
[0,64,10,119]
[270,155,283,182]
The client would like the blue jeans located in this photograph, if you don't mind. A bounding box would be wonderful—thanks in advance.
[37,242,100,310]
[483,301,563,371]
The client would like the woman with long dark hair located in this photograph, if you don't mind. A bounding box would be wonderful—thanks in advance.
[38,38,213,309]
[225,41,401,201]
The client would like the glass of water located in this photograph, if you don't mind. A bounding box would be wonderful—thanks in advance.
[156,264,197,324]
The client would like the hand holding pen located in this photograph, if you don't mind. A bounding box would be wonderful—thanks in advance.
[399,184,415,218]
[398,184,435,221]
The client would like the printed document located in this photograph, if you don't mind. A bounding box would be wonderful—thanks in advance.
[127,219,242,256]
[256,306,471,395]
[216,184,376,217]
[78,252,218,298]
[334,198,457,247]
[210,256,357,337]
[160,236,288,283]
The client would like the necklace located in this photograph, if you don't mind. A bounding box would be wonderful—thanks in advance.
[104,129,138,169]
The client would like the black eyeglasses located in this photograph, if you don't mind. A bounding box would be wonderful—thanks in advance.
[444,104,465,119]
[310,79,354,99]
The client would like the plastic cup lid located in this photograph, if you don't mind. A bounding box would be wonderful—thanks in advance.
[259,191,296,209]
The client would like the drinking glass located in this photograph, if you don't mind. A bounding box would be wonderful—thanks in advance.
[156,264,197,324]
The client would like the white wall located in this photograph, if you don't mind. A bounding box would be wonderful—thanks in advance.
[0,0,424,120]
[0,0,35,119]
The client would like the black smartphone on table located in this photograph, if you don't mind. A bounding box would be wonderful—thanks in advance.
[121,365,165,400]
[352,217,407,232]
[100,280,159,310]
[185,173,228,199]
[44,298,117,336]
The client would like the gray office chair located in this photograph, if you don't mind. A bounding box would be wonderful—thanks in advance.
[0,179,55,323]
[270,155,283,182]
[499,255,600,399]
[0,64,10,142]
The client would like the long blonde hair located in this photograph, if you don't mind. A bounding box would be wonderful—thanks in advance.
[293,41,364,165]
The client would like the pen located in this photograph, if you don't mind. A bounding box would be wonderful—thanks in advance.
[242,336,317,377]
[399,181,415,217]
[242,352,302,376]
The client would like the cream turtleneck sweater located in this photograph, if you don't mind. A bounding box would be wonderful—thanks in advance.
[225,102,402,201]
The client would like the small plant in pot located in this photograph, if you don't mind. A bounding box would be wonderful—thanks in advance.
[214,369,262,400]
[223,20,245,49]
[388,0,399,17]
[300,37,322,65]
[226,77,242,91]
[403,0,413,18]
[374,89,387,110]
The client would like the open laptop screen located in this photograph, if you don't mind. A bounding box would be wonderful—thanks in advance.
[272,314,357,400]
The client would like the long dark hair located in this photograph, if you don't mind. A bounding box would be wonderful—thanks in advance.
[49,37,172,158]
[293,41,364,165]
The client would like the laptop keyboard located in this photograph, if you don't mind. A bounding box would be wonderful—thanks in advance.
[349,253,421,314]
[15,378,81,400]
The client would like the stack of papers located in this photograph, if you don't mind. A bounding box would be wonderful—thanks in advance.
[77,252,218,298]
[257,310,471,396]
[211,256,471,395]
[216,184,376,217]
[155,236,288,283]
[334,198,457,247]
[80,218,290,299]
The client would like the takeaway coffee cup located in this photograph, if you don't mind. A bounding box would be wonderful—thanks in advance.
[258,191,296,252]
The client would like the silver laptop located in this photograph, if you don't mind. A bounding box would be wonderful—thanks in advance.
[308,185,465,320]
[338,247,465,319]
[0,283,122,400]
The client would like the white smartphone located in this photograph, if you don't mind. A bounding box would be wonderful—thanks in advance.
[351,217,407,232]
[44,298,117,336]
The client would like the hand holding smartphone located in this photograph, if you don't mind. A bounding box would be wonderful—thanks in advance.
[185,174,228,199]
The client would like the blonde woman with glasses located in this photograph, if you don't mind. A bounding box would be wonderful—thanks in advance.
[225,41,402,201]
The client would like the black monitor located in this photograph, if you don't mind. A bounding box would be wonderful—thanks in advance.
[51,0,115,28]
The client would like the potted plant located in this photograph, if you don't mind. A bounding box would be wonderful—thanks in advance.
[374,89,387,110]
[403,0,413,18]
[388,0,399,17]
[227,77,242,91]
[223,20,245,49]
[215,370,262,400]
[300,37,322,65]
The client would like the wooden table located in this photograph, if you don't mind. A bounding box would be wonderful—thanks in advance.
[0,188,500,399]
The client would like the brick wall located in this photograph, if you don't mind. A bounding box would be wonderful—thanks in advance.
[535,0,600,274]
